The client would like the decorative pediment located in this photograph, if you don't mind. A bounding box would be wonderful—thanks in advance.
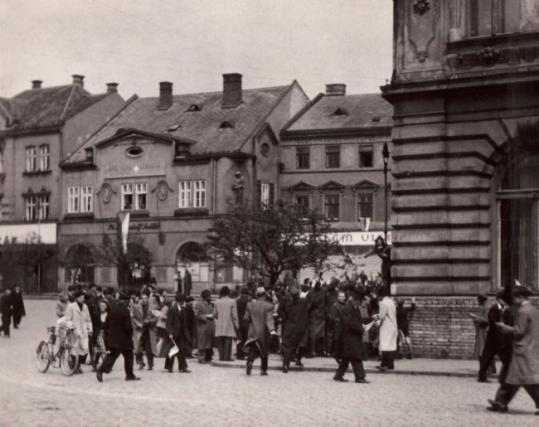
[319,180,345,191]
[331,107,349,117]
[95,128,197,149]
[352,179,379,190]
[288,181,315,192]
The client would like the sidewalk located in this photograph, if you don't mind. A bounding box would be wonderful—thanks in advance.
[212,355,481,378]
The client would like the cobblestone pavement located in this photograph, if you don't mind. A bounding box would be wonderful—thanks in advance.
[1,300,538,427]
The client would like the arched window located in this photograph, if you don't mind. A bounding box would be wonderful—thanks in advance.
[497,152,539,289]
[176,241,210,283]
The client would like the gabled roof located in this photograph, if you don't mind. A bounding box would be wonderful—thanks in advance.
[284,93,393,133]
[1,85,114,131]
[65,83,295,163]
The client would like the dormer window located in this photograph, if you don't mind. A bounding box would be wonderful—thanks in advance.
[371,116,381,123]
[168,124,181,132]
[219,120,235,129]
[84,148,94,163]
[187,104,201,112]
[175,142,189,159]
[331,108,348,117]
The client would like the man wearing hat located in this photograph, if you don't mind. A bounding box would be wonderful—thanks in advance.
[487,286,539,415]
[96,292,140,382]
[243,287,275,376]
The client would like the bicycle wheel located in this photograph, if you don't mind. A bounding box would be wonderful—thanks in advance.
[36,341,51,373]
[59,348,77,376]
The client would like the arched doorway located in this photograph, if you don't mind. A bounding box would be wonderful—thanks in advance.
[176,241,210,285]
[498,152,539,289]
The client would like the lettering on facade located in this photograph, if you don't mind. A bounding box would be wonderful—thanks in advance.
[327,232,392,246]
[103,160,165,178]
[107,222,160,232]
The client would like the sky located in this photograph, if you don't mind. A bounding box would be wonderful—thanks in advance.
[0,0,393,99]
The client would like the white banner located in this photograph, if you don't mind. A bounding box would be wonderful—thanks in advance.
[327,231,392,246]
[0,223,57,244]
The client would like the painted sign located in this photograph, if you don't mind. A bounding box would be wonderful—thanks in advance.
[0,223,57,244]
[107,222,160,232]
[103,160,166,178]
[327,231,392,246]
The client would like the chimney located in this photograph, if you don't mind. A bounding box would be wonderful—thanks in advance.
[157,81,173,110]
[222,73,242,108]
[72,74,85,87]
[325,83,346,96]
[106,82,119,93]
[31,80,43,90]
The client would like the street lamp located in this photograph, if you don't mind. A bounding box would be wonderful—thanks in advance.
[382,142,390,243]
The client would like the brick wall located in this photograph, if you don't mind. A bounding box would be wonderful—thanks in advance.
[408,296,539,359]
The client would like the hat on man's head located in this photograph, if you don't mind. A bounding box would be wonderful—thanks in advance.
[256,287,266,296]
[118,292,130,301]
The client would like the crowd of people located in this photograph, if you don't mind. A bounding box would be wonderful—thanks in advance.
[0,286,26,338]
[46,272,417,384]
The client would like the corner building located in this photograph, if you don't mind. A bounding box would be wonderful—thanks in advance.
[59,74,308,295]
[383,1,539,357]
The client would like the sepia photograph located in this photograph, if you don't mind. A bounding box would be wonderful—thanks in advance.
[1,0,539,426]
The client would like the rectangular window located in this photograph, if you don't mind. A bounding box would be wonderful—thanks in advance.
[25,195,37,221]
[121,184,134,211]
[469,0,526,37]
[26,146,37,172]
[324,194,340,221]
[81,186,93,213]
[38,194,49,220]
[260,182,271,207]
[296,146,310,169]
[357,193,374,220]
[38,145,50,171]
[193,180,207,208]
[295,194,310,215]
[135,183,147,210]
[67,187,80,213]
[359,145,374,168]
[325,145,340,168]
[178,181,192,208]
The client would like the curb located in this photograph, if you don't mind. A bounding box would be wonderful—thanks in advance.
[210,361,477,378]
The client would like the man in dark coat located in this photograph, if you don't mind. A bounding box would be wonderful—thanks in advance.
[0,288,13,337]
[183,269,192,297]
[278,286,309,372]
[307,281,327,357]
[478,290,513,383]
[11,286,26,329]
[333,288,369,383]
[325,280,339,356]
[165,293,192,373]
[396,297,416,359]
[243,287,275,376]
[235,286,250,360]
[487,286,539,415]
[96,293,140,382]
[328,291,347,361]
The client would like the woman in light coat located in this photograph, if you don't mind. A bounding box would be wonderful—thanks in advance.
[64,291,93,373]
[376,288,398,371]
[214,286,239,361]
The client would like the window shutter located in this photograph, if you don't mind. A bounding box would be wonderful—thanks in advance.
[269,183,275,208]
[256,180,262,205]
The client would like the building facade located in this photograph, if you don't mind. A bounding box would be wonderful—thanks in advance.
[382,0,539,357]
[0,76,125,292]
[280,84,393,282]
[59,74,309,294]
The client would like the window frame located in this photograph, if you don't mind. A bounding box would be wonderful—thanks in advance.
[38,144,50,171]
[296,146,310,169]
[26,146,37,172]
[357,191,375,221]
[134,183,148,211]
[325,145,341,169]
[294,193,311,216]
[121,183,134,211]
[178,180,207,209]
[358,145,374,168]
[323,193,340,221]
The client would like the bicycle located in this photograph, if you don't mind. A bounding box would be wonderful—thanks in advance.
[36,325,79,376]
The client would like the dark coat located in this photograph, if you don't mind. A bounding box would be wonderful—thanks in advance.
[236,295,250,338]
[105,301,133,350]
[338,300,365,360]
[0,294,13,318]
[278,296,309,353]
[166,303,193,357]
[396,302,415,335]
[486,303,513,353]
[11,291,25,318]
[183,271,192,294]
[244,297,274,356]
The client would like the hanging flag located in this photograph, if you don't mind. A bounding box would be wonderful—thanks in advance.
[120,212,130,254]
